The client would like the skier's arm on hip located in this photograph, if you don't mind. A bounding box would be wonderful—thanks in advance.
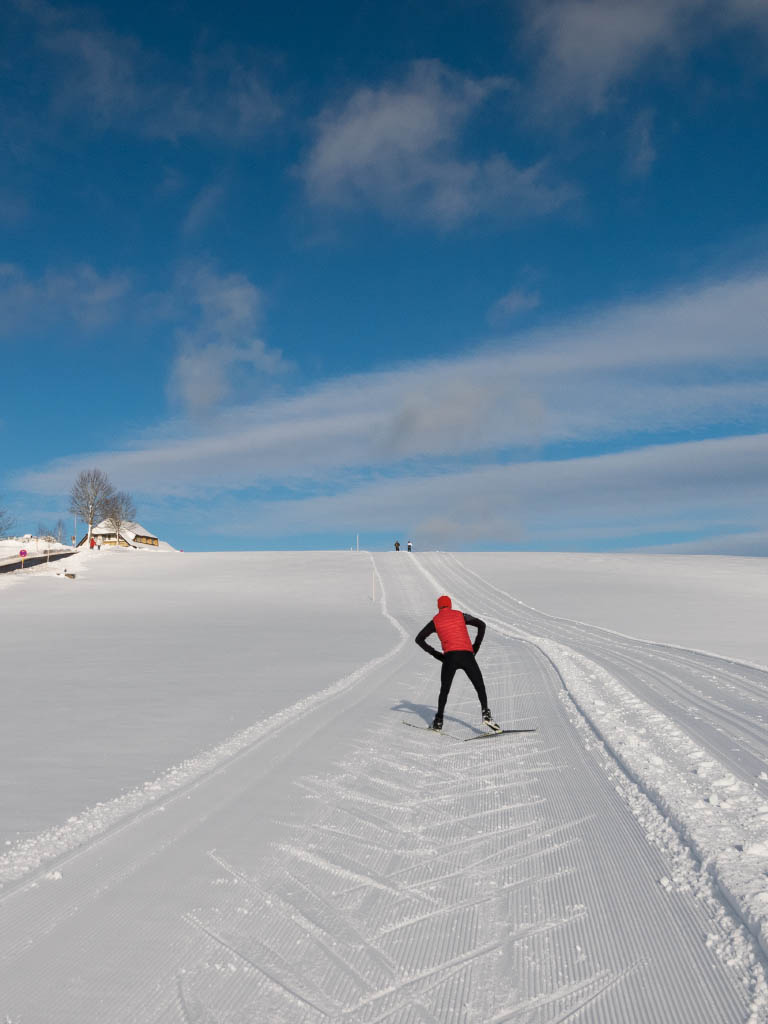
[415,621,444,661]
[464,614,486,654]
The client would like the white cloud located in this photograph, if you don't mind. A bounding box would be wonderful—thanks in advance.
[171,432,768,549]
[185,265,263,338]
[488,287,541,324]
[169,339,285,413]
[301,60,574,227]
[167,265,290,414]
[525,0,682,112]
[15,267,768,508]
[0,263,132,333]
[524,0,768,112]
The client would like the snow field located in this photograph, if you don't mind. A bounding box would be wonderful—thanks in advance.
[0,549,767,1020]
[0,548,396,848]
[458,551,768,670]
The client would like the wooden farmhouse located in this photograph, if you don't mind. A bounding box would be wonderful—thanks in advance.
[78,520,160,549]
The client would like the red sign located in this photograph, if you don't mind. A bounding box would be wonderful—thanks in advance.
[19,549,27,558]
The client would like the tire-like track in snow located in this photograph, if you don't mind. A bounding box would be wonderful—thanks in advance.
[0,553,765,1022]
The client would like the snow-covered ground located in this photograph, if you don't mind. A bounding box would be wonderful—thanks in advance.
[0,548,395,844]
[0,548,767,1022]
[458,552,768,668]
[0,536,73,562]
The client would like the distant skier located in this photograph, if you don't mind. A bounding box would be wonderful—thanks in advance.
[415,595,500,732]
[407,540,412,552]
[394,540,401,551]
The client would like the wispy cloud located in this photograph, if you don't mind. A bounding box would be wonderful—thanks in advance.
[523,0,768,115]
[626,109,656,177]
[300,60,575,227]
[13,0,282,143]
[142,51,283,144]
[224,432,768,547]
[167,265,291,414]
[487,287,541,324]
[645,528,768,556]
[0,258,288,412]
[182,183,228,235]
[15,267,768,524]
[115,431,766,550]
[0,262,132,333]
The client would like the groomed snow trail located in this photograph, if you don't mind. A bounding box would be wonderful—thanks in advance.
[418,552,768,967]
[0,553,765,1022]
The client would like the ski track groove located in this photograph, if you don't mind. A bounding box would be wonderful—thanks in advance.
[205,851,390,994]
[184,910,339,1018]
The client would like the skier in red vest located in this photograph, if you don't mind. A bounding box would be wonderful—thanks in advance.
[415,595,501,732]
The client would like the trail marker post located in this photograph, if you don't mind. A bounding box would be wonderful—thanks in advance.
[19,548,27,568]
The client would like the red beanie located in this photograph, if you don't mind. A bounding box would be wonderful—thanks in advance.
[437,595,452,609]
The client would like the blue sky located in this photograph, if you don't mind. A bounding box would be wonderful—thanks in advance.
[2,0,768,552]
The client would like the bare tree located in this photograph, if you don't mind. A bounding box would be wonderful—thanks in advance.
[55,518,66,544]
[0,499,13,538]
[103,491,136,547]
[68,469,116,543]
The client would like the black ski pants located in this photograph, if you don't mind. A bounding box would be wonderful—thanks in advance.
[437,650,488,718]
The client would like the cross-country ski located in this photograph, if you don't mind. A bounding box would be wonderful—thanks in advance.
[463,727,537,740]
[402,719,457,737]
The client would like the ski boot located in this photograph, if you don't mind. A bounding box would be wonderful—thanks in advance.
[430,715,443,732]
[482,708,502,733]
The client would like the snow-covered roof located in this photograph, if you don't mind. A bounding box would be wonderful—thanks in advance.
[92,520,158,541]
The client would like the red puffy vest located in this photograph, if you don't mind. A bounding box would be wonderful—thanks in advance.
[433,609,473,652]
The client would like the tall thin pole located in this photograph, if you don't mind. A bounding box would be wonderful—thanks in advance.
[356,533,359,552]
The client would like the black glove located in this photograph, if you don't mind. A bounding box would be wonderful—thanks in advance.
[433,650,445,662]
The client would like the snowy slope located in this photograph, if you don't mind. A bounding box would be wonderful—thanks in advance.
[0,548,396,846]
[0,550,766,1022]
[458,551,768,669]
